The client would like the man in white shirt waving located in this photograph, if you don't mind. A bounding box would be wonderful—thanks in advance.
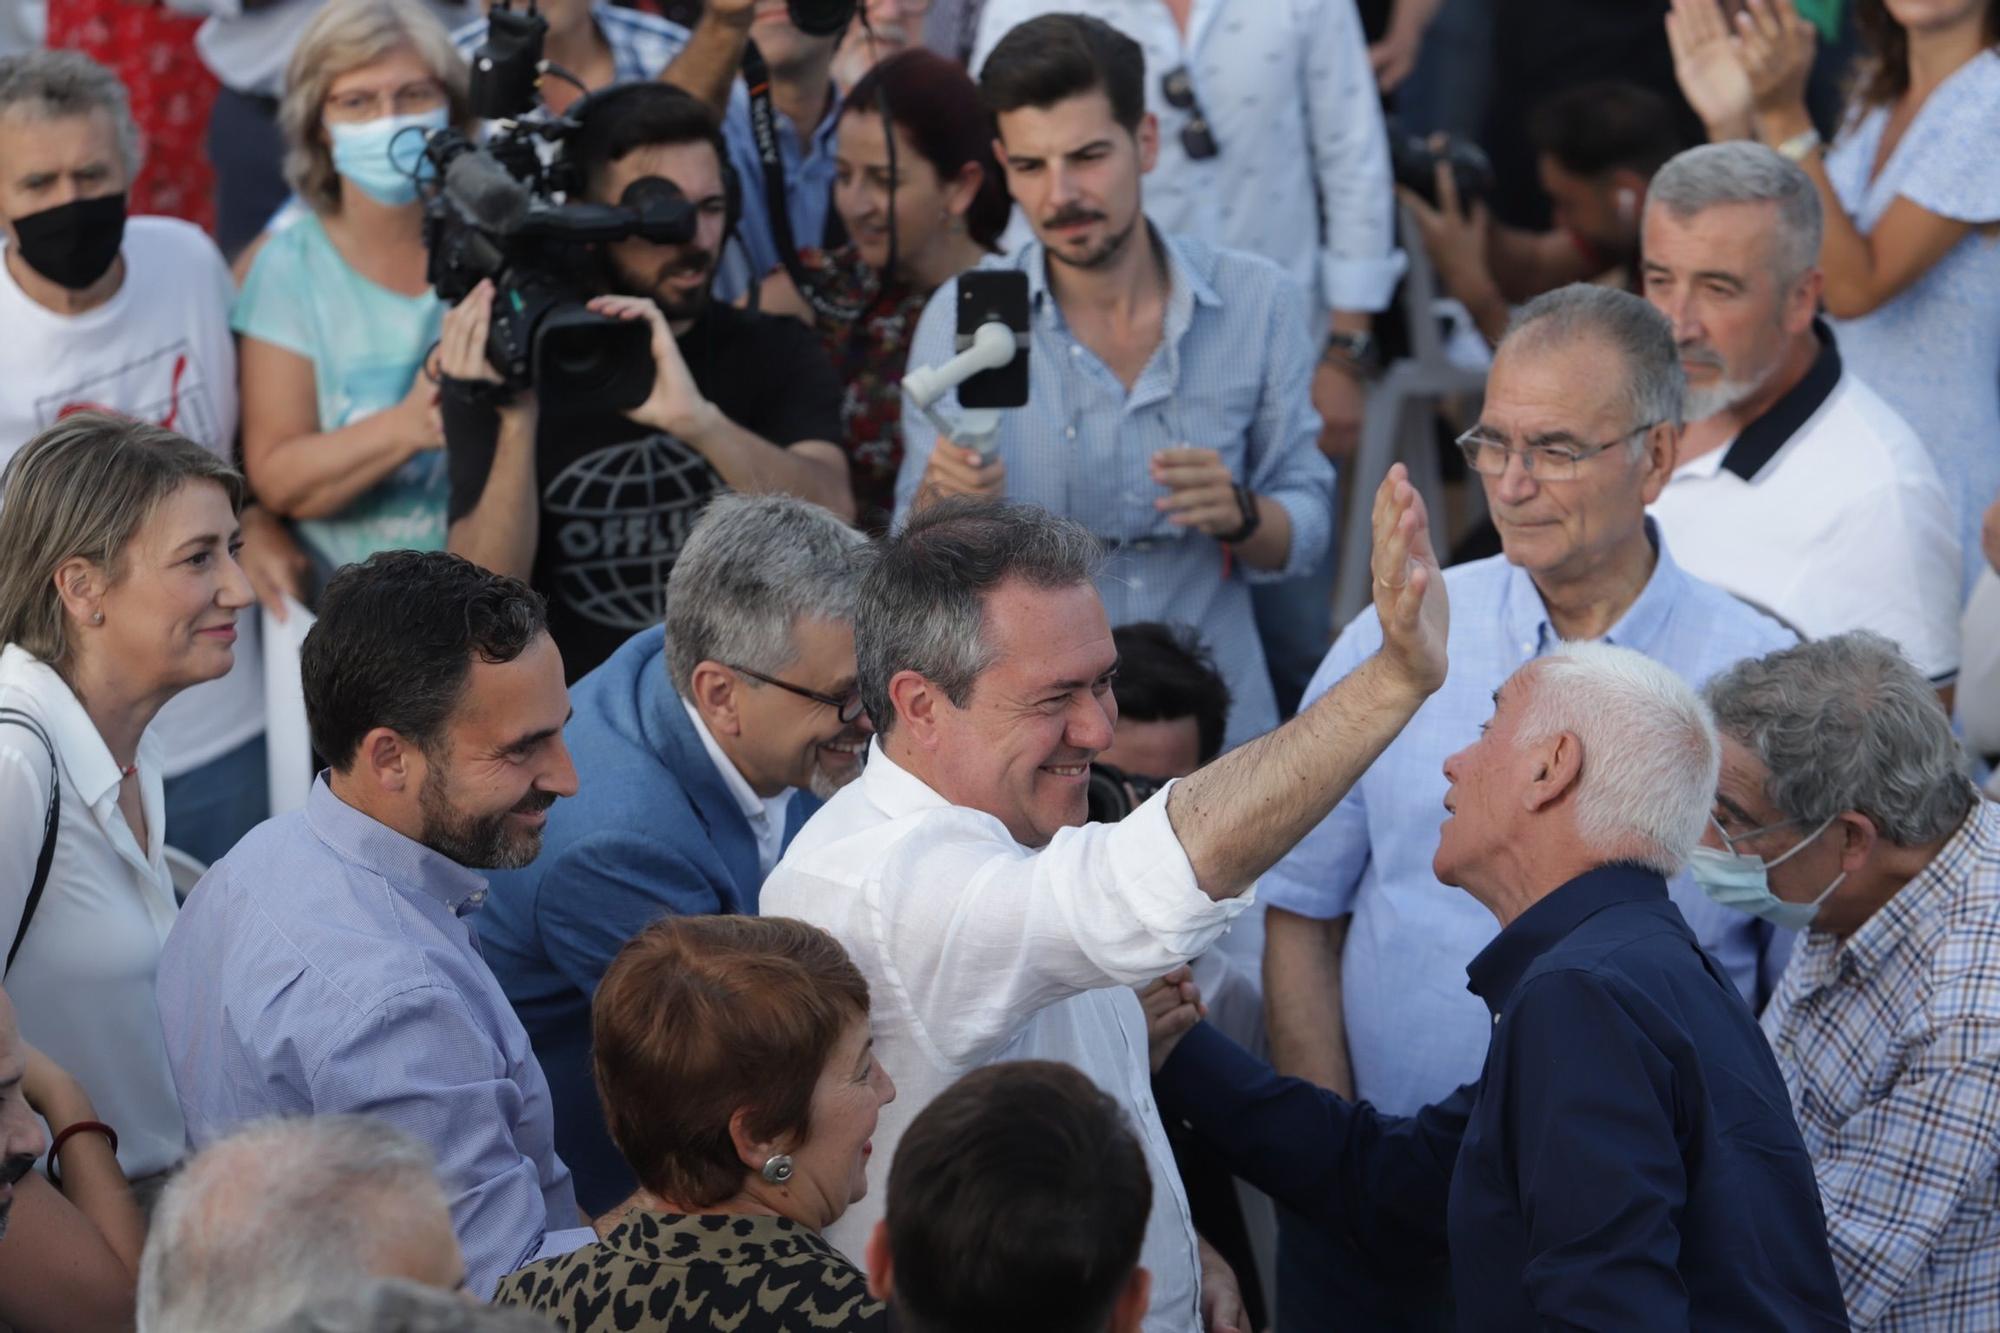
[762,469,1449,1333]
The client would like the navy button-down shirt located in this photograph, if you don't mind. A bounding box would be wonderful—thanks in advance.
[1158,863,1851,1330]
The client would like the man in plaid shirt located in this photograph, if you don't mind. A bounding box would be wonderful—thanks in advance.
[1699,632,1998,1330]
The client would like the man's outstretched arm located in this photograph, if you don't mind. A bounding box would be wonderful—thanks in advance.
[1168,465,1450,898]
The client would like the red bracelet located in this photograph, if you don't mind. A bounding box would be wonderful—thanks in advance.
[46,1119,117,1188]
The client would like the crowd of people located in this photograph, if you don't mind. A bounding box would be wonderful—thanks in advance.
[0,0,1995,1331]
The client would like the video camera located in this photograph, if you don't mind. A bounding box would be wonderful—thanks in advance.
[419,2,701,412]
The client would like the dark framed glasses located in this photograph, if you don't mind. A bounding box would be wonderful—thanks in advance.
[1161,66,1219,161]
[729,664,867,724]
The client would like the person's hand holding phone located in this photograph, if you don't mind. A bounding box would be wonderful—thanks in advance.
[917,436,1008,508]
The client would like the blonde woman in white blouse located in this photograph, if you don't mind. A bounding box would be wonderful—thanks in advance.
[0,412,253,1193]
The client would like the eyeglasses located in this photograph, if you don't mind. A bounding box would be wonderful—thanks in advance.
[729,664,867,725]
[1160,66,1219,161]
[1709,811,1809,856]
[1453,422,1656,482]
[324,80,448,123]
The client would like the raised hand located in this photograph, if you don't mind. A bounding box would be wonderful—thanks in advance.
[1139,965,1205,1073]
[1667,0,1757,141]
[1371,463,1449,696]
[1736,0,1816,120]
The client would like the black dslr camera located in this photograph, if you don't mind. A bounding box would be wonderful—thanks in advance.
[1388,120,1495,211]
[1085,764,1170,824]
[419,2,700,412]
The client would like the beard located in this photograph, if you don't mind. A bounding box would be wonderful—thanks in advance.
[1042,207,1140,271]
[417,767,555,871]
[807,724,871,800]
[611,247,716,324]
[0,1153,34,1240]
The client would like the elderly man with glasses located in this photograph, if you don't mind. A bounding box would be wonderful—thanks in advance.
[1259,282,1800,1327]
[475,494,875,1216]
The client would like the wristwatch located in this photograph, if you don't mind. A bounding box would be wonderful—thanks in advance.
[1217,483,1262,545]
[1322,329,1380,377]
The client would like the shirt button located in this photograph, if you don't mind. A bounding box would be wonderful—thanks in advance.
[1070,344,1083,357]
[1065,426,1077,439]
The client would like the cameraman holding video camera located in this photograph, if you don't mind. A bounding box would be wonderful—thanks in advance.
[440,82,850,681]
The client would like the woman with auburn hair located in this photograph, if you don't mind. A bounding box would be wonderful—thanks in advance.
[235,0,472,584]
[759,48,1009,535]
[496,915,894,1333]
[0,412,252,1203]
[1669,0,2000,595]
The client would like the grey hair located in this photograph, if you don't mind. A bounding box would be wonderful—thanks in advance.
[261,1280,554,1333]
[859,498,1103,734]
[1704,632,1974,847]
[1515,641,1721,876]
[664,493,874,699]
[1647,141,1824,287]
[0,50,142,178]
[1503,283,1687,433]
[138,1117,451,1333]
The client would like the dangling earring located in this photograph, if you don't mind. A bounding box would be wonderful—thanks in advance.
[760,1153,795,1184]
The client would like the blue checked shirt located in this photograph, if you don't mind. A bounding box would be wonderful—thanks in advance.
[156,777,580,1297]
[1260,528,1798,1115]
[1762,796,2000,1330]
[893,229,1335,749]
[452,3,689,83]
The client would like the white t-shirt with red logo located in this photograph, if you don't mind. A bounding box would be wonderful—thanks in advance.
[0,216,262,778]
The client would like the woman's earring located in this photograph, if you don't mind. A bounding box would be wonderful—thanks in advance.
[91,611,104,625]
[760,1153,795,1184]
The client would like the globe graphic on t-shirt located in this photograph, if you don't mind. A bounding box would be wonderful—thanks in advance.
[544,431,721,631]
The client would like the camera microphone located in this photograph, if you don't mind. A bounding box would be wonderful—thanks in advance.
[444,151,533,235]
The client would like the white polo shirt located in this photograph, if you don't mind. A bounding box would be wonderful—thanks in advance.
[1649,327,1961,684]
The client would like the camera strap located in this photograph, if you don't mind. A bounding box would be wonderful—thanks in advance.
[742,39,884,325]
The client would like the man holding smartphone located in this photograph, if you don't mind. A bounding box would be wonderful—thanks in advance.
[894,13,1333,749]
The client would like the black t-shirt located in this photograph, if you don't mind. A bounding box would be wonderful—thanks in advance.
[529,301,841,679]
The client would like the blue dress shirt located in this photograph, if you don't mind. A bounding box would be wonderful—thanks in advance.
[1158,863,1853,1331]
[717,81,842,302]
[893,228,1335,749]
[156,778,579,1297]
[1261,526,1798,1115]
[478,626,819,1213]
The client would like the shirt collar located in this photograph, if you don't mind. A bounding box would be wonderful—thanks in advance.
[0,643,123,804]
[1023,221,1221,334]
[860,737,956,820]
[304,774,492,917]
[1720,320,1843,482]
[1465,862,1669,1014]
[1843,796,1999,977]
[681,698,776,826]
[1499,518,1688,656]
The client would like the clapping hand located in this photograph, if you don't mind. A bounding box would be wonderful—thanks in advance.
[1736,0,1817,122]
[1666,0,1758,141]
[1371,463,1449,697]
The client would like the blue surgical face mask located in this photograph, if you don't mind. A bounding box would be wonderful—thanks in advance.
[1689,814,1847,931]
[327,106,448,206]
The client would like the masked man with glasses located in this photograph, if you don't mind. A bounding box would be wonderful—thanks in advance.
[475,494,875,1215]
[1259,283,1799,1328]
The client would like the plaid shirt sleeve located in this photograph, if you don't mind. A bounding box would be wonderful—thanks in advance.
[1815,1022,2000,1325]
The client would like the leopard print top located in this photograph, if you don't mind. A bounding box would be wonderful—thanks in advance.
[494,1210,888,1333]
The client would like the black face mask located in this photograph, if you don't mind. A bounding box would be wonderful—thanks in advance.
[11,192,126,290]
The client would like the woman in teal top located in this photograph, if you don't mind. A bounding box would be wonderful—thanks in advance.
[236,0,470,577]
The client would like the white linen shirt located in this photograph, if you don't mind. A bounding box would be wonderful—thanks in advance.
[1648,330,1961,685]
[971,0,1403,317]
[681,699,793,877]
[761,740,1251,1333]
[0,643,184,1177]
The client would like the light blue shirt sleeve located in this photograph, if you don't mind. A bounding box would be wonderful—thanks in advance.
[1257,607,1382,918]
[313,985,567,1297]
[230,224,315,359]
[893,279,963,525]
[1239,269,1335,583]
